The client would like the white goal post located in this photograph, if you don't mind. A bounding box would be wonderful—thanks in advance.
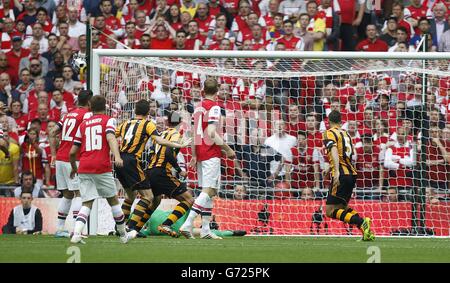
[91,50,450,237]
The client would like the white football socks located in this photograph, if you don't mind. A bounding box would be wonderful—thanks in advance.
[73,206,90,236]
[56,197,72,231]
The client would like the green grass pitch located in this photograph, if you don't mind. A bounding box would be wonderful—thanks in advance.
[0,235,449,263]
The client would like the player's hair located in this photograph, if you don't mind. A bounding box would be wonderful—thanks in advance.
[90,95,106,113]
[328,110,342,124]
[78,90,93,106]
[135,99,150,116]
[204,77,218,95]
[167,111,182,126]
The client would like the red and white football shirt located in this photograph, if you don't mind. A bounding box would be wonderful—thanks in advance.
[193,99,222,161]
[56,107,92,162]
[74,114,116,174]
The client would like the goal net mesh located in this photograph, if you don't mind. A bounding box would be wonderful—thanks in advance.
[98,54,450,237]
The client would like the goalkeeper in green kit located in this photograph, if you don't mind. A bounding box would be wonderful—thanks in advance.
[139,208,246,237]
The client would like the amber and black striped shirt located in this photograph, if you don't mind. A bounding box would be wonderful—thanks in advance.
[116,119,158,158]
[148,127,182,172]
[323,126,357,176]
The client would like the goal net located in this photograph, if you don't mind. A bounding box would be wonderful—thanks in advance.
[93,50,450,237]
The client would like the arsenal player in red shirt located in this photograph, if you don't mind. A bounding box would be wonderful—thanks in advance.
[49,90,93,237]
[180,78,236,240]
[69,95,130,244]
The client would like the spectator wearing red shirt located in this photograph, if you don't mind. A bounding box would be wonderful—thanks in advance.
[10,101,28,136]
[355,134,384,200]
[52,76,75,110]
[166,4,183,31]
[6,36,30,79]
[388,2,414,39]
[236,12,260,45]
[150,24,175,49]
[20,128,50,186]
[375,94,396,121]
[286,130,319,199]
[26,8,53,37]
[373,119,390,155]
[250,24,269,50]
[359,108,375,136]
[174,30,188,50]
[383,126,415,202]
[121,22,141,49]
[195,3,214,36]
[150,0,171,22]
[49,90,68,121]
[286,104,306,137]
[16,0,38,27]
[356,24,389,52]
[0,51,19,88]
[338,0,365,51]
[16,69,34,103]
[206,27,228,49]
[100,0,124,38]
[185,20,206,50]
[343,95,364,123]
[259,0,280,27]
[231,0,252,33]
[93,16,115,46]
[134,10,151,39]
[405,0,432,34]
[305,113,322,148]
[426,126,449,203]
[28,103,50,141]
[275,20,304,51]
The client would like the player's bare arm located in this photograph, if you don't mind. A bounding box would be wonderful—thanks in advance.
[69,144,80,179]
[106,132,123,168]
[49,124,61,166]
[153,134,191,149]
[206,122,235,158]
[330,146,340,188]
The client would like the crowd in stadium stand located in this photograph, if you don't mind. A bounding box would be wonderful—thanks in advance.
[0,0,450,203]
